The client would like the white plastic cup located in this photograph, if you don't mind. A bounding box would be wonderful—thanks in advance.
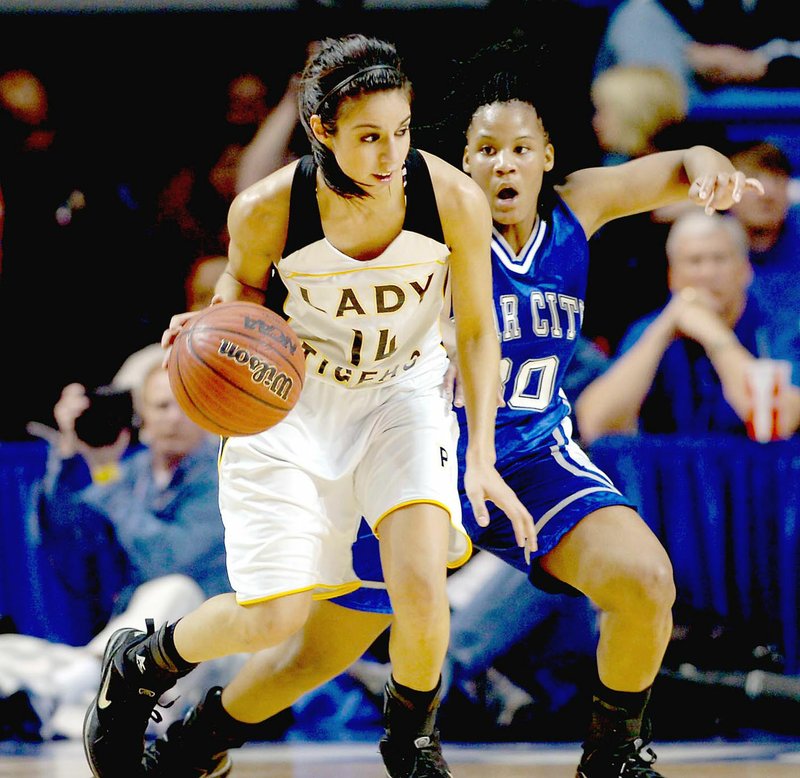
[744,359,792,443]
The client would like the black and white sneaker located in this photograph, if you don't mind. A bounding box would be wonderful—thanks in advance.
[576,736,665,777]
[141,687,237,777]
[142,730,231,778]
[379,729,453,778]
[83,621,175,777]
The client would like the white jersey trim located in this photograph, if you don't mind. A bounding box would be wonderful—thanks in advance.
[491,217,547,275]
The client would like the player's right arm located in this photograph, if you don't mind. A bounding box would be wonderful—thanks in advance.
[217,161,296,304]
[161,162,296,357]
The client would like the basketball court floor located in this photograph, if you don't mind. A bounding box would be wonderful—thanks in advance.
[2,738,799,777]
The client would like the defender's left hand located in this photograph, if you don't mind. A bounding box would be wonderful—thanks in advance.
[689,171,764,214]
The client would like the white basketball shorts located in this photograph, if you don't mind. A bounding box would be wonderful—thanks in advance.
[218,375,471,605]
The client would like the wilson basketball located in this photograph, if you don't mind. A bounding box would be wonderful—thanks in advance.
[168,301,305,437]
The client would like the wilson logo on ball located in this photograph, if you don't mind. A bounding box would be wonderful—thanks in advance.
[218,339,295,401]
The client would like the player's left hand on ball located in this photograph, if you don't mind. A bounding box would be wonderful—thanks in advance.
[688,171,763,214]
[464,464,537,562]
[160,297,225,368]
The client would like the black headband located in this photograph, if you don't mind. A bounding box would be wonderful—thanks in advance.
[314,64,402,115]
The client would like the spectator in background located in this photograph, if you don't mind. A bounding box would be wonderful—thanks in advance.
[728,140,800,389]
[0,352,236,742]
[583,63,690,354]
[595,0,800,101]
[590,64,687,166]
[153,138,244,263]
[235,73,310,192]
[731,142,800,384]
[575,211,800,444]
[223,72,271,145]
[163,71,270,242]
[47,352,230,622]
[729,141,800,262]
[235,43,318,193]
[0,68,54,154]
[0,68,152,440]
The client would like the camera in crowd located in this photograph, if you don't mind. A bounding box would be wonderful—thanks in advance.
[73,386,134,448]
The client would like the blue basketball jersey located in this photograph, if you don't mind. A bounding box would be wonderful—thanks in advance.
[458,194,588,461]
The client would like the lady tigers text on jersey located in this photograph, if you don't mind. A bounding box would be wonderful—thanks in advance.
[297,272,438,386]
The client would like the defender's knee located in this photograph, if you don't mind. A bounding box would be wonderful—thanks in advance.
[627,553,676,615]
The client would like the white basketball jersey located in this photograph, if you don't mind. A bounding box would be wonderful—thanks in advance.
[267,150,451,391]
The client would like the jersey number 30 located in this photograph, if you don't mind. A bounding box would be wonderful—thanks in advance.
[501,355,559,412]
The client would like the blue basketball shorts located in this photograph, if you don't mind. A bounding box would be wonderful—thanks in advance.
[332,417,635,613]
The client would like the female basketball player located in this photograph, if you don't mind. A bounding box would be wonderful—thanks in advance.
[82,34,534,778]
[136,40,763,778]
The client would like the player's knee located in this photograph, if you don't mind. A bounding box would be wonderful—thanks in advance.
[587,541,675,617]
[619,552,676,615]
[641,557,675,610]
[236,597,311,651]
[388,571,448,620]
